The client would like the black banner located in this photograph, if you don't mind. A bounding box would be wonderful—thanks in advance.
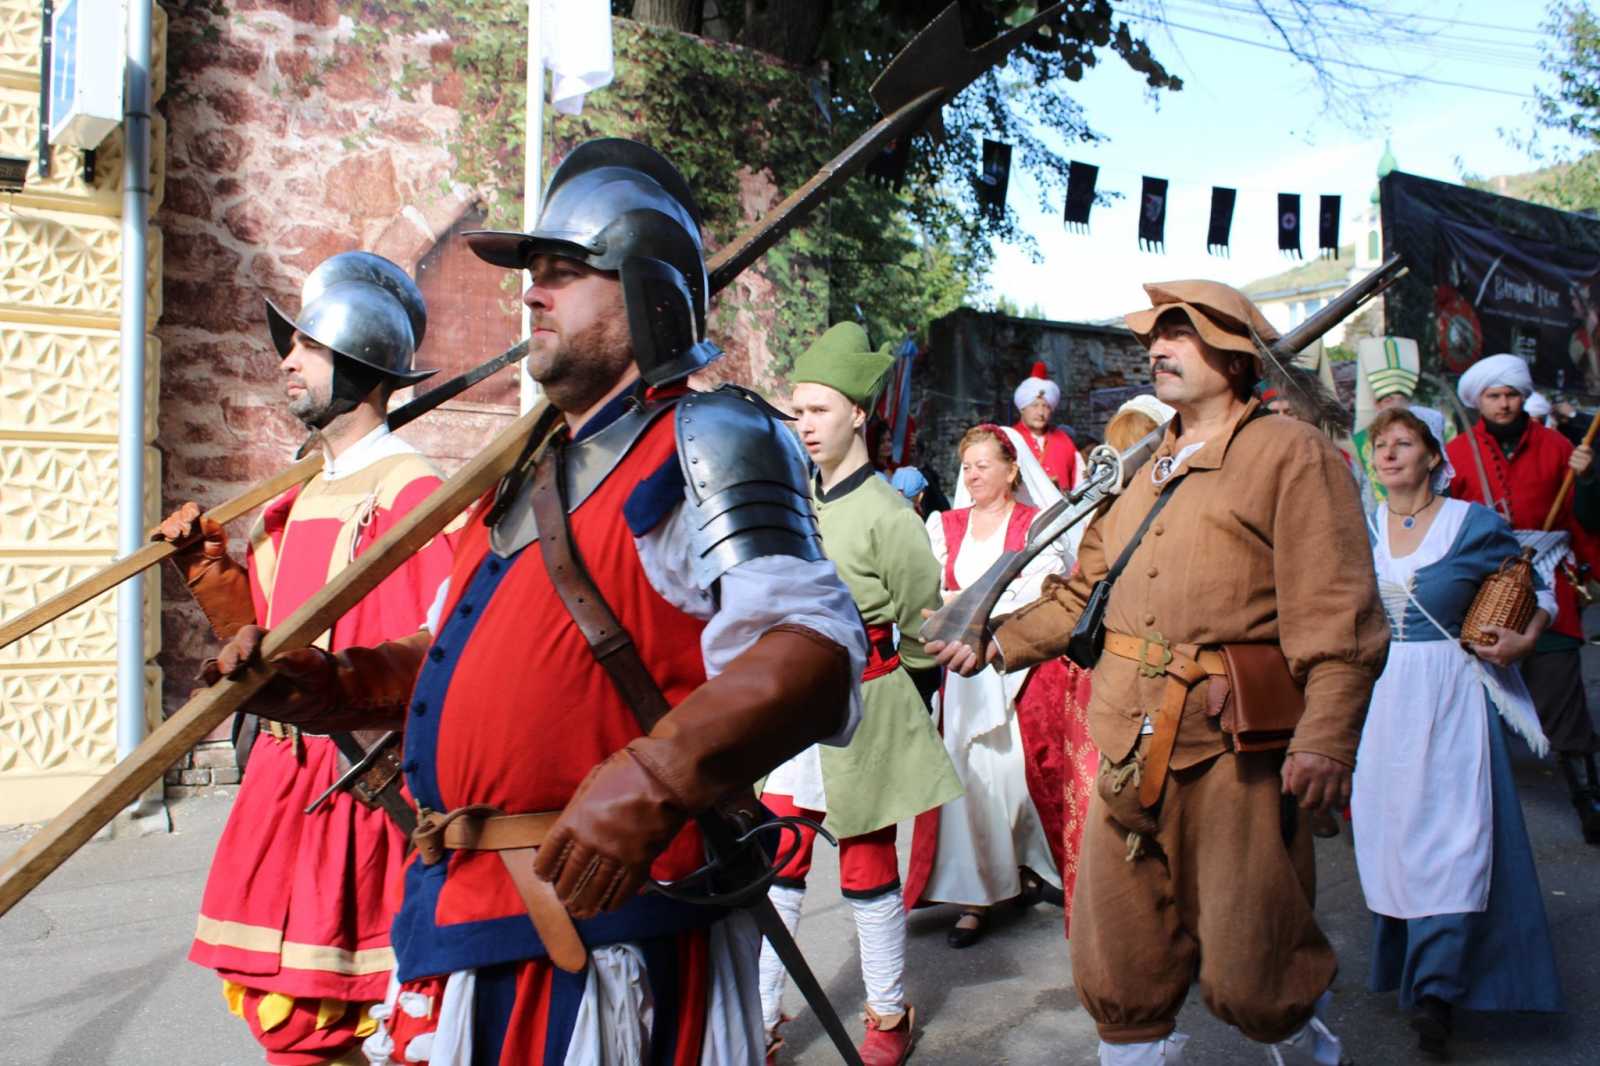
[1140,176,1168,252]
[1064,160,1098,232]
[1278,193,1302,258]
[1318,194,1340,258]
[1382,170,1600,394]
[1208,186,1236,256]
[977,139,1011,218]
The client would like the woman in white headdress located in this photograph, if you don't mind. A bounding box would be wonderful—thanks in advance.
[903,422,1094,948]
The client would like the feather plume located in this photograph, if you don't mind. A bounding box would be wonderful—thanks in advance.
[1250,330,1351,436]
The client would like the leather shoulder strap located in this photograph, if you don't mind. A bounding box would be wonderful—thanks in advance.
[529,442,672,733]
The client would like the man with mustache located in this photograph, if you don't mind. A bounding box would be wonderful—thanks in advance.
[1013,361,1083,491]
[155,252,461,1065]
[931,280,1387,1065]
[200,139,866,1064]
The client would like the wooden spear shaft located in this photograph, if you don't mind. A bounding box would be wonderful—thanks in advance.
[1542,408,1600,531]
[0,457,324,653]
[0,405,546,918]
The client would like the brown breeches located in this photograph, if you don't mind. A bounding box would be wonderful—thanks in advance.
[1069,746,1336,1045]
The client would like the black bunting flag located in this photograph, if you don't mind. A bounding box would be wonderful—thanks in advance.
[1278,193,1303,258]
[977,139,1011,218]
[1207,186,1237,257]
[1139,176,1168,253]
[1063,160,1098,232]
[866,136,911,190]
[1318,194,1341,258]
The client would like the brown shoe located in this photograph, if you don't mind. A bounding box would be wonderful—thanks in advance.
[859,1005,916,1066]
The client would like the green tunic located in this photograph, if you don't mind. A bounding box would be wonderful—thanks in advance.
[811,464,962,838]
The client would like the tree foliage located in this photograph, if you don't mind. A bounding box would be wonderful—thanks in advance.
[1519,1,1600,211]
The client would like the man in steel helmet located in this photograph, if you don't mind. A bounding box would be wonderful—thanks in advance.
[155,252,462,1066]
[204,140,867,1064]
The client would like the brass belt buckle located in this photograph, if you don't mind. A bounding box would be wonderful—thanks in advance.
[1137,630,1173,679]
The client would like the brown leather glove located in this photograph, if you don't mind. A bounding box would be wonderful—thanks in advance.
[153,501,255,640]
[534,624,853,919]
[201,624,429,731]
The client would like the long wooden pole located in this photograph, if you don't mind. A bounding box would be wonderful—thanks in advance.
[0,456,323,652]
[0,405,546,918]
[1542,408,1600,531]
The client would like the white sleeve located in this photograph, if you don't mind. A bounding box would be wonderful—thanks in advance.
[423,577,452,634]
[1536,585,1559,622]
[924,511,949,586]
[996,534,1069,616]
[635,502,866,747]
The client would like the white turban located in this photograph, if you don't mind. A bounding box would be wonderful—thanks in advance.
[1457,353,1533,409]
[1116,393,1176,426]
[1526,391,1552,420]
[1013,361,1061,411]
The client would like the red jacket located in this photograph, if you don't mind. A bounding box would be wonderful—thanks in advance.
[1446,417,1600,640]
[1013,423,1079,491]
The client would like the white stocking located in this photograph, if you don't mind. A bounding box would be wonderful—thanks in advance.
[1265,992,1344,1066]
[1098,1032,1189,1065]
[758,884,806,1031]
[849,891,907,1016]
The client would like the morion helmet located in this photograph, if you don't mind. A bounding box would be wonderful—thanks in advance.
[464,138,721,387]
[264,252,435,427]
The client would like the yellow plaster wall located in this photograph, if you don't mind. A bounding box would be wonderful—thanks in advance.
[0,0,166,823]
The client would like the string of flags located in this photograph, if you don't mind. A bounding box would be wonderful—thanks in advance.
[866,132,1346,259]
[1058,152,1342,259]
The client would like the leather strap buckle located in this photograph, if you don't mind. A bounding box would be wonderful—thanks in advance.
[1136,630,1174,679]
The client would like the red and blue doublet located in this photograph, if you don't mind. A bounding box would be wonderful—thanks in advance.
[1014,423,1080,491]
[387,397,731,1064]
[189,444,458,1066]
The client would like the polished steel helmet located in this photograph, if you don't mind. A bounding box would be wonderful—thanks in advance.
[265,251,435,386]
[465,138,721,387]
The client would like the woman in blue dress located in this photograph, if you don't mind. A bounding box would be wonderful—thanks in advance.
[1352,407,1564,1061]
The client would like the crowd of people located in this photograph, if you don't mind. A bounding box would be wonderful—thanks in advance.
[143,136,1598,1066]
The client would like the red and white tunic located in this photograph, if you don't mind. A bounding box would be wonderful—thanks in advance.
[188,425,460,1066]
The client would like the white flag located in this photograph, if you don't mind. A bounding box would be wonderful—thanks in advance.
[542,0,614,115]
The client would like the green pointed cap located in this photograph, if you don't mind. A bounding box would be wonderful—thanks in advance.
[792,322,896,407]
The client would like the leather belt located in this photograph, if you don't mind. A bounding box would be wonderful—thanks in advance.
[411,805,586,973]
[1103,632,1227,807]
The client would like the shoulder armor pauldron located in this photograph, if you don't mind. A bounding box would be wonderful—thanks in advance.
[676,385,823,588]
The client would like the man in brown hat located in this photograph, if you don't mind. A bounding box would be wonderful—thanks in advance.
[931,280,1388,1065]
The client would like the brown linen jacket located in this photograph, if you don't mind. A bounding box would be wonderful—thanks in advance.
[994,396,1389,770]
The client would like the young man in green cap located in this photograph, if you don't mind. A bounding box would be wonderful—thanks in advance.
[758,322,962,1066]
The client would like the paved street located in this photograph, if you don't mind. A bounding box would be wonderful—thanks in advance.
[4,642,1599,1065]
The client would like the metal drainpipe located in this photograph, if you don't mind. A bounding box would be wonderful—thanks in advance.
[116,0,152,773]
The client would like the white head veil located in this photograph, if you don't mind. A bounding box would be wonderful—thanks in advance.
[952,424,1064,512]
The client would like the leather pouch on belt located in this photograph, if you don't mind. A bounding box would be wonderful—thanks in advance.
[1215,643,1304,752]
[1095,749,1158,835]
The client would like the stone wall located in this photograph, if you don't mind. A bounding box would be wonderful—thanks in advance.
[153,6,828,784]
[914,309,1150,489]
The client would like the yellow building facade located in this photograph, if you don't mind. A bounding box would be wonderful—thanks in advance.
[0,0,167,822]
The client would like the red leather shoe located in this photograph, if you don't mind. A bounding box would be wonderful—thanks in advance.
[858,1005,916,1066]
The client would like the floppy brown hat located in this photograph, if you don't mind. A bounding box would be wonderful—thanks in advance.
[1125,280,1280,367]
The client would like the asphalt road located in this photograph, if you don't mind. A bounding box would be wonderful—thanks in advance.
[4,650,1598,1065]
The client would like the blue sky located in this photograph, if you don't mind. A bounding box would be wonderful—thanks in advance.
[984,0,1576,322]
